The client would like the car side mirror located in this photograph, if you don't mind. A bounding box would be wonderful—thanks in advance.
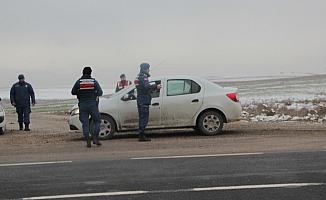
[121,94,130,101]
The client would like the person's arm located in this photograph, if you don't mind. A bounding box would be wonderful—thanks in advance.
[95,80,103,97]
[71,80,80,95]
[28,84,36,105]
[139,76,157,91]
[10,85,16,106]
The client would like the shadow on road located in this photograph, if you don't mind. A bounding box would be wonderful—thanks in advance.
[70,129,241,142]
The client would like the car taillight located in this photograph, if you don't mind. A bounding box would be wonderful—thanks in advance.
[227,93,239,102]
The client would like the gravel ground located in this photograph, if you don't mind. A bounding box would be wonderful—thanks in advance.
[0,113,325,165]
[1,113,325,146]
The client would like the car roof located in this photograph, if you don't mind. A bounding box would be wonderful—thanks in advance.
[150,75,206,81]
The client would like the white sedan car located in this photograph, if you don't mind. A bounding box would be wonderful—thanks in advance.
[68,76,242,139]
[0,98,6,135]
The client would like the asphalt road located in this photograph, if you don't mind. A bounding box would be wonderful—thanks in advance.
[0,150,325,200]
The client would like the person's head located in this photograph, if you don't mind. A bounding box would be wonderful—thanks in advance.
[82,67,92,76]
[18,74,25,83]
[140,63,150,75]
[120,74,126,81]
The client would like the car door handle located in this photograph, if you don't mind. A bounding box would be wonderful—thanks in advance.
[152,103,160,106]
[192,99,199,103]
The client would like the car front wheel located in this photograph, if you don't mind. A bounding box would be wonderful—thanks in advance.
[0,127,4,135]
[90,114,116,140]
[197,111,224,135]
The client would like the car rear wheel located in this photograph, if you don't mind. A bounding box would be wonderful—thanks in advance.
[90,114,116,140]
[197,111,224,135]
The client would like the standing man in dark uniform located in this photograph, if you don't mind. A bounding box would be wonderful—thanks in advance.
[71,67,103,148]
[134,63,161,142]
[10,74,35,131]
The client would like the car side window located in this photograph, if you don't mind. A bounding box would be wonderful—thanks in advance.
[125,81,161,100]
[151,81,161,98]
[191,81,201,93]
[167,79,201,96]
[127,88,137,100]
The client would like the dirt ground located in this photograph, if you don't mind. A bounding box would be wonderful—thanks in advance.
[0,113,326,163]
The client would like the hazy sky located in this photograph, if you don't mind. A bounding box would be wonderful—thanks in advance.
[1,0,326,88]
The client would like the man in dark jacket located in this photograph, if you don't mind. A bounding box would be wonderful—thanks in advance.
[71,67,103,148]
[134,63,161,142]
[10,74,35,131]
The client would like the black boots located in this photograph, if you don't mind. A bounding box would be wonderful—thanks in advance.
[86,137,92,148]
[19,123,24,131]
[86,134,102,148]
[139,133,151,142]
[20,123,30,131]
[93,134,102,146]
[24,124,30,131]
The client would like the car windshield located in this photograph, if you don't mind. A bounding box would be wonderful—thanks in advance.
[106,85,134,98]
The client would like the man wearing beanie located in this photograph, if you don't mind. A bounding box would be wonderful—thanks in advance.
[71,67,103,148]
[134,63,161,142]
[10,74,36,131]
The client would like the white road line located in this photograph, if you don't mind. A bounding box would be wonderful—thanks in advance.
[191,183,324,191]
[23,183,324,200]
[23,191,148,200]
[131,152,264,160]
[0,161,72,167]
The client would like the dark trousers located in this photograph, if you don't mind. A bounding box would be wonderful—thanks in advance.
[137,102,149,134]
[79,101,101,139]
[16,106,31,125]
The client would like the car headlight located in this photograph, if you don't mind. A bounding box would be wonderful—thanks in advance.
[70,108,79,116]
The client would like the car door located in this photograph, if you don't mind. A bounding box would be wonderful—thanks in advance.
[118,87,139,129]
[147,80,162,128]
[161,79,203,127]
[119,80,162,130]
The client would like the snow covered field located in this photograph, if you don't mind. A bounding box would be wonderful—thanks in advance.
[241,100,326,123]
[217,74,326,123]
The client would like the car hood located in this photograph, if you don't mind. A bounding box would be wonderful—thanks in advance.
[69,104,79,114]
[69,96,116,113]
